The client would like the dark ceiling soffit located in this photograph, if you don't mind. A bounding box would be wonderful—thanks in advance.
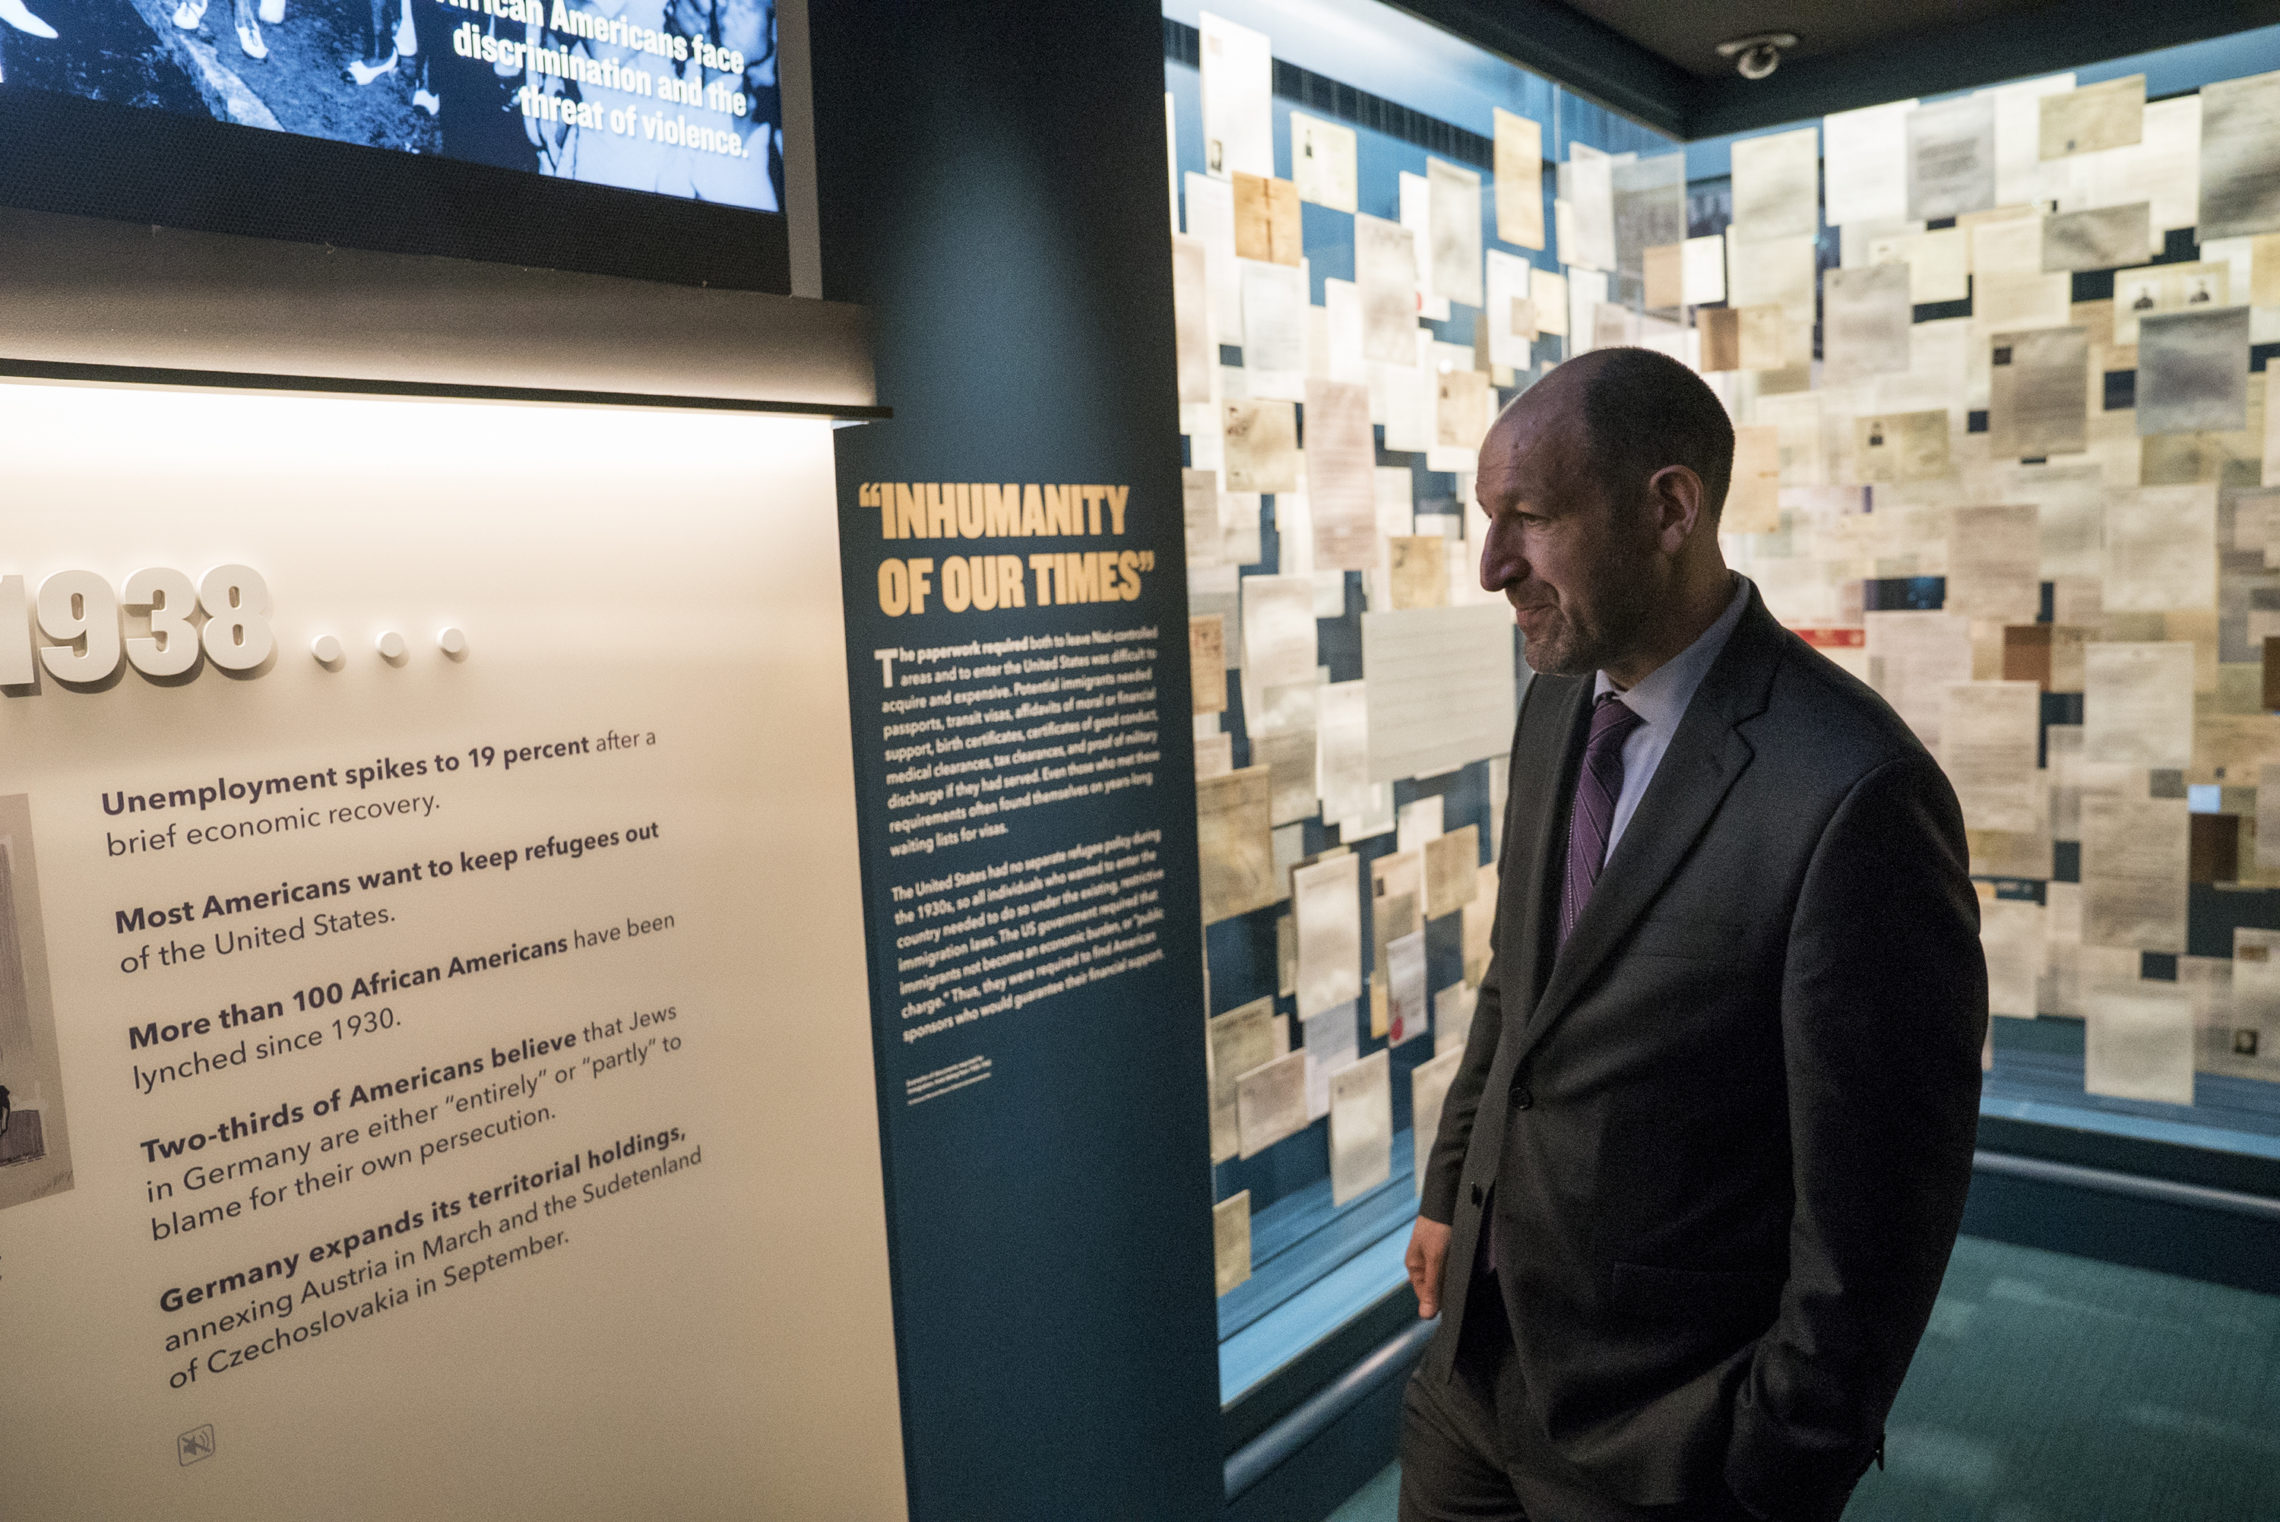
[1684,0,2280,139]
[1388,0,1692,138]
[1395,0,2280,145]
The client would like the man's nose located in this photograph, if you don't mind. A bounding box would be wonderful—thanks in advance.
[1479,520,1525,592]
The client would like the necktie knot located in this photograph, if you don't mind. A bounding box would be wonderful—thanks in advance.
[1588,694,1642,753]
[1560,693,1642,950]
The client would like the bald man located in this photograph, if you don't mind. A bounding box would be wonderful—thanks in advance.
[1399,348,1985,1522]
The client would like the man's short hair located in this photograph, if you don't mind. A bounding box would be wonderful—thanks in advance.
[1570,347,1735,520]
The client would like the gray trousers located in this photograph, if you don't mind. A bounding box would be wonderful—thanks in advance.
[1397,1269,1756,1522]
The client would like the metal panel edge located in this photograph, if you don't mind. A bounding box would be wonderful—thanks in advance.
[778,0,824,300]
[0,204,875,408]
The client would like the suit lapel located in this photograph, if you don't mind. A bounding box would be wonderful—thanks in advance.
[1509,591,1786,1065]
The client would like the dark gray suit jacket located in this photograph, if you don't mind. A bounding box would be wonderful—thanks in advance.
[1419,587,1987,1521]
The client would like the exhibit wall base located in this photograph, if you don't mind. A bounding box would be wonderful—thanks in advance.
[1964,1153,2280,1299]
[1223,1318,1433,1522]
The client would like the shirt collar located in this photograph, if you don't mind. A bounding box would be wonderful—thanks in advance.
[1592,574,1752,730]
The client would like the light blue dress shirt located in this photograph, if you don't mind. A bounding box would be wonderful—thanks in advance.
[1591,575,1752,860]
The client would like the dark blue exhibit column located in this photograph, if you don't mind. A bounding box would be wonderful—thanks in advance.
[809,6,1221,1520]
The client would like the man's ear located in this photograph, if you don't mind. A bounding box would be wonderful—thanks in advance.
[1647,464,1705,550]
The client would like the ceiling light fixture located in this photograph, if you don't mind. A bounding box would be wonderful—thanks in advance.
[1716,32,1797,81]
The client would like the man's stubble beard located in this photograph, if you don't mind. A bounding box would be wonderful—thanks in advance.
[1519,619,1595,678]
[1517,555,1662,680]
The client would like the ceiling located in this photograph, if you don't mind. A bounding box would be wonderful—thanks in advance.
[1560,0,2051,80]
[1393,0,2280,139]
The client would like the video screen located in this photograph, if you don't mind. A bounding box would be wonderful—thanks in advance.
[0,0,782,213]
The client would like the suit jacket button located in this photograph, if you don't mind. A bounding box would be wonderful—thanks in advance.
[1469,1183,1483,1206]
[1514,1088,1533,1110]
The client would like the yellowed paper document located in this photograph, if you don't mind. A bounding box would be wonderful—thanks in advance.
[1305,379,1378,571]
[1725,425,1782,532]
[1824,99,1915,226]
[1213,1190,1253,1293]
[1208,997,1279,1162]
[2039,75,2145,159]
[2103,484,2217,613]
[1945,504,2042,622]
[1172,234,1215,403]
[1823,264,1914,383]
[1236,1048,1309,1158]
[1234,172,1302,265]
[1493,108,1543,249]
[2083,642,2195,767]
[1223,397,1299,493]
[1909,96,1997,220]
[1199,765,1278,923]
[1190,615,1228,713]
[1389,536,1450,609]
[2084,988,2195,1102]
[1240,257,1308,379]
[1356,213,1420,366]
[1362,606,1517,779]
[2080,794,2189,953]
[1428,157,1485,308]
[2136,307,2251,437]
[1856,411,1951,484]
[1988,326,2089,459]
[2199,69,2280,241]
[1425,824,1481,917]
[1410,1049,1462,1193]
[2041,204,2150,272]
[1291,111,1358,213]
[1293,853,1363,1017]
[1980,895,2045,1018]
[1732,125,1820,243]
[1866,610,1974,747]
[1329,1049,1393,1204]
[1940,680,2042,832]
[1199,10,1273,179]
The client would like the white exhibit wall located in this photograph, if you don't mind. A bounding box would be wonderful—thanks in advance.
[0,379,905,1521]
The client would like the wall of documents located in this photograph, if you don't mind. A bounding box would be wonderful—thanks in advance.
[1167,6,1667,1315]
[1712,66,2280,1112]
[1173,5,2280,1315]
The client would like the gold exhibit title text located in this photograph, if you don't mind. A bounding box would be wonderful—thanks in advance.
[859,483,1155,615]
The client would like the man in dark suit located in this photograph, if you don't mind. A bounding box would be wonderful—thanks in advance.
[1400,346,1986,1522]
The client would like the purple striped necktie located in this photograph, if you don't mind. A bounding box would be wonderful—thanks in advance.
[1559,693,1644,949]
[1486,692,1644,1280]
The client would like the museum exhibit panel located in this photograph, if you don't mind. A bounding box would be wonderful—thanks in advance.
[1172,1,2280,1515]
[805,3,1233,1515]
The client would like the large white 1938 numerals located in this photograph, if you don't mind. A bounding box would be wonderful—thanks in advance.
[0,565,274,685]
[124,567,202,678]
[196,565,274,672]
[35,570,121,683]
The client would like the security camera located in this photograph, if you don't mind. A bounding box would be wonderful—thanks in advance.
[1716,33,1797,81]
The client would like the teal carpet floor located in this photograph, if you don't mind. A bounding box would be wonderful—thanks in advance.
[1330,1235,2280,1521]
